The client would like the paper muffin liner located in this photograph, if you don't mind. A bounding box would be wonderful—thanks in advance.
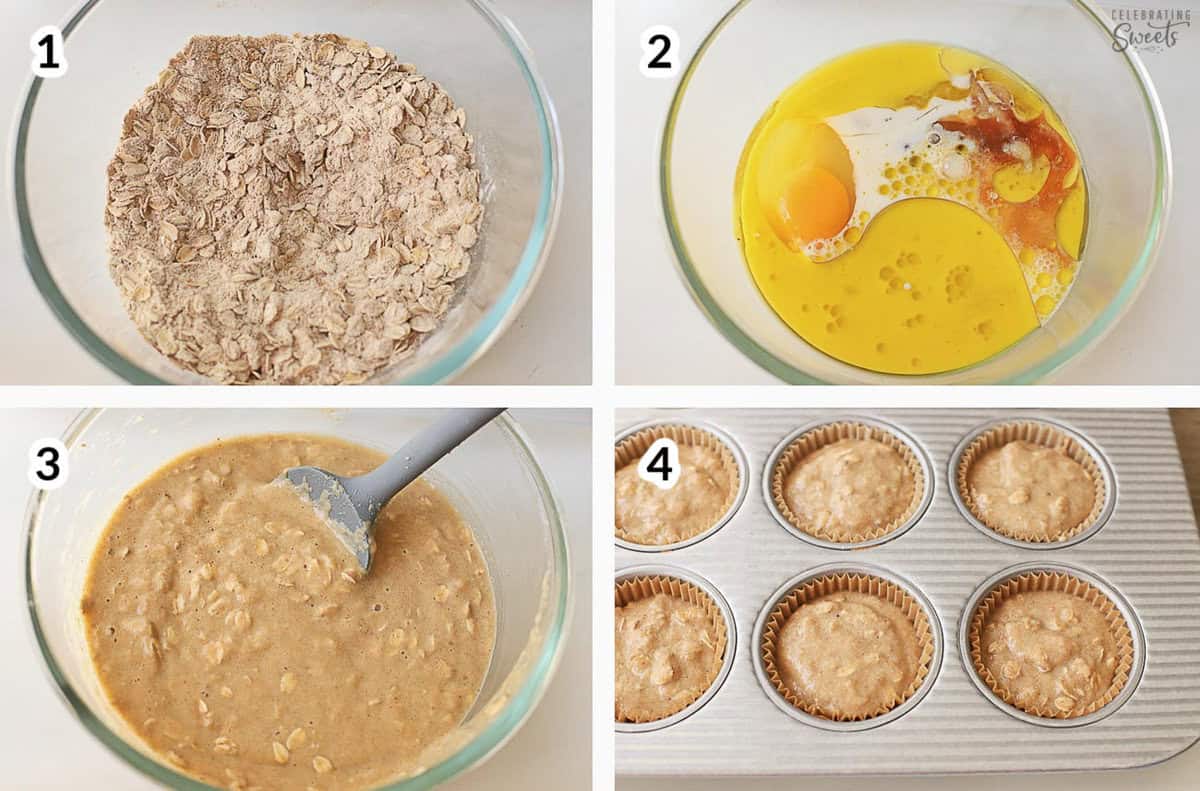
[770,421,925,544]
[966,570,1135,720]
[760,572,935,721]
[614,423,740,546]
[614,574,729,723]
[956,421,1106,543]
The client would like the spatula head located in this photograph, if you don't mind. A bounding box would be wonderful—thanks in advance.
[281,466,373,571]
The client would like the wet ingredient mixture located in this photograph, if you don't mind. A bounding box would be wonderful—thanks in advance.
[776,591,921,719]
[615,593,721,722]
[82,434,495,790]
[980,589,1120,717]
[736,43,1087,374]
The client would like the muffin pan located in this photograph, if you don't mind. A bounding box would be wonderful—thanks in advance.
[615,409,1200,775]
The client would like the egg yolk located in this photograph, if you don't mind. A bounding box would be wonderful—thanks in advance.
[773,166,853,246]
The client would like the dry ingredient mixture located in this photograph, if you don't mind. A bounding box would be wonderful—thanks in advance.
[614,445,733,546]
[82,434,495,790]
[614,593,721,722]
[782,438,915,542]
[105,34,483,384]
[980,589,1120,717]
[775,591,921,719]
[966,440,1095,541]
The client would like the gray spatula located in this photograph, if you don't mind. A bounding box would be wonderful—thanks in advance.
[280,408,506,572]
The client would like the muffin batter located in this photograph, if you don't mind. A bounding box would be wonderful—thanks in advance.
[776,591,921,719]
[980,589,1120,717]
[615,593,721,722]
[615,444,733,545]
[967,440,1095,540]
[783,438,915,542]
[82,434,495,790]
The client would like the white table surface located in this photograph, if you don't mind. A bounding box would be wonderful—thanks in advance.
[0,0,592,385]
[616,0,1200,385]
[0,408,592,789]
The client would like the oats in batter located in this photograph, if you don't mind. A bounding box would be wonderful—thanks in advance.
[614,593,721,722]
[775,591,921,720]
[82,434,495,790]
[614,445,733,546]
[980,589,1120,717]
[966,440,1095,541]
[782,438,915,542]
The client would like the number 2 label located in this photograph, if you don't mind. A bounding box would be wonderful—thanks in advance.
[30,25,69,79]
[28,438,68,490]
[637,438,681,490]
[639,26,679,79]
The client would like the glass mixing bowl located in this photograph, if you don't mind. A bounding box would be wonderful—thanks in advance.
[14,0,562,384]
[24,409,571,789]
[662,0,1171,384]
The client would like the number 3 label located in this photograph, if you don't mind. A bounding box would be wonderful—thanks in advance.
[30,25,69,79]
[639,26,679,78]
[28,438,68,490]
[638,438,680,490]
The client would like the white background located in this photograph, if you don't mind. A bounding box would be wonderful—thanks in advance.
[0,0,592,385]
[616,0,1200,385]
[1,408,592,789]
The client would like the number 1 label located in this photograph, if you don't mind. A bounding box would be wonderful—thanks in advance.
[30,25,69,79]
[637,438,681,490]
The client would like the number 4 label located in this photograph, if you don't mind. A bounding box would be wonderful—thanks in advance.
[639,26,679,78]
[28,438,68,490]
[30,25,69,79]
[638,438,681,490]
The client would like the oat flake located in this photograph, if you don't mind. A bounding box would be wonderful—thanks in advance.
[105,34,483,384]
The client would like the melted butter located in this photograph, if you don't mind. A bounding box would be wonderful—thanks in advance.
[745,199,1037,374]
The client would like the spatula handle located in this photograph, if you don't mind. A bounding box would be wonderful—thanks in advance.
[346,408,507,515]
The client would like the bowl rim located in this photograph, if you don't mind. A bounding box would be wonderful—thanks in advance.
[659,0,1173,385]
[21,408,573,790]
[10,0,563,385]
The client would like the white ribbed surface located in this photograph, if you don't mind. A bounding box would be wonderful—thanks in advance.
[615,409,1200,775]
